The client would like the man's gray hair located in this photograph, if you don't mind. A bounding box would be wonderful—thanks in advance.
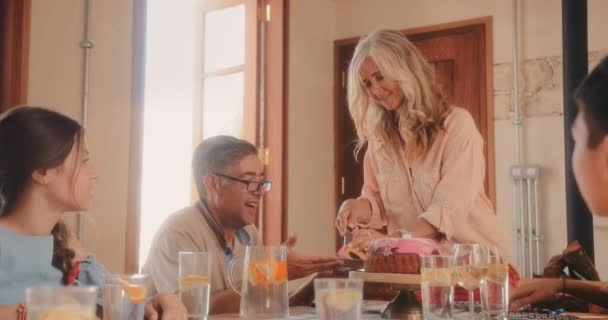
[192,135,259,198]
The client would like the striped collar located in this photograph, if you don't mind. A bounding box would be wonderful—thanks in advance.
[196,199,251,255]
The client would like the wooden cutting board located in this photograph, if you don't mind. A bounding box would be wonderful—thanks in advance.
[349,271,421,285]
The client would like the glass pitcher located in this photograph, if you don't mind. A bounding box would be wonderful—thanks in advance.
[228,245,289,319]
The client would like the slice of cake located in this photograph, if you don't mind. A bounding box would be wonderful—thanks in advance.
[364,238,439,273]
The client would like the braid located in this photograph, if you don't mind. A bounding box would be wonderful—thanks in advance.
[51,220,76,284]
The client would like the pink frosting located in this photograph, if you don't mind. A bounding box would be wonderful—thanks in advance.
[367,238,439,256]
[337,245,349,259]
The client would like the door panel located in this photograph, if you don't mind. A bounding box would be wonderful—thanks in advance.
[433,60,455,101]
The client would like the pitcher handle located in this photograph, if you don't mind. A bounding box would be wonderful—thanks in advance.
[227,254,244,295]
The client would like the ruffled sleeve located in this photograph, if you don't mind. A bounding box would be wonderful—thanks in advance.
[358,148,388,230]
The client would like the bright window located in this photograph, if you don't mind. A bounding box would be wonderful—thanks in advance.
[204,5,245,72]
[139,0,197,268]
[203,71,244,138]
[202,4,246,139]
[139,0,247,269]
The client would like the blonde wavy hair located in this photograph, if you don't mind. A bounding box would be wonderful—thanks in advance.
[347,29,450,159]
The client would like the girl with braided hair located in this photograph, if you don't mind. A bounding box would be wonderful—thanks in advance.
[0,106,187,320]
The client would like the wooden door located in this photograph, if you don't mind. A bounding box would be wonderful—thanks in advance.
[334,17,495,250]
[0,0,30,112]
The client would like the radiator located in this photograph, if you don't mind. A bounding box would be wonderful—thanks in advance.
[510,164,543,277]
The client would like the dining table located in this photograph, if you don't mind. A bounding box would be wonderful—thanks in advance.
[208,305,608,319]
[207,275,608,319]
[208,303,389,319]
[209,311,608,319]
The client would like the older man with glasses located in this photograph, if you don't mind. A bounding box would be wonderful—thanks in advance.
[142,135,342,314]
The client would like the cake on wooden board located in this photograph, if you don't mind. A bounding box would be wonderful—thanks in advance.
[363,238,439,273]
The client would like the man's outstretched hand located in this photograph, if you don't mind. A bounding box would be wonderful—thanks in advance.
[283,234,343,280]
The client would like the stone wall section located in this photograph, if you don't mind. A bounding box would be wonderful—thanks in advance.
[493,50,608,120]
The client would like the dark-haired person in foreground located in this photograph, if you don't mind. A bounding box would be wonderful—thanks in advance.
[510,57,608,310]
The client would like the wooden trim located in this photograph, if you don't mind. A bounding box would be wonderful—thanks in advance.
[280,0,289,242]
[262,0,285,245]
[334,16,493,47]
[350,271,421,285]
[333,36,359,48]
[18,0,30,105]
[202,0,244,12]
[204,64,245,78]
[332,38,343,251]
[0,0,31,112]
[484,17,496,209]
[242,0,259,145]
[402,16,492,38]
[125,0,147,273]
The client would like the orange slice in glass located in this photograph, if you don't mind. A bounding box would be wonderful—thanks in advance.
[269,260,288,285]
[324,289,362,311]
[248,263,259,286]
[421,267,452,286]
[179,274,210,292]
[487,263,509,274]
[116,277,148,304]
[248,259,287,288]
[248,263,270,288]
[486,263,509,283]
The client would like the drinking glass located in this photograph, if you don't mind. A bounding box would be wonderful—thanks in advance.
[103,274,149,320]
[179,251,212,320]
[421,255,454,320]
[481,249,509,319]
[314,278,363,320]
[452,243,488,319]
[26,286,97,320]
[228,246,289,319]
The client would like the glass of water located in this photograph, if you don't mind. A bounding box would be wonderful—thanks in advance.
[481,251,509,319]
[26,286,97,320]
[452,243,488,319]
[314,278,363,320]
[179,251,211,319]
[421,255,454,320]
[103,274,149,320]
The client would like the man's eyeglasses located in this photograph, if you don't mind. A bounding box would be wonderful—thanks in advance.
[211,172,272,192]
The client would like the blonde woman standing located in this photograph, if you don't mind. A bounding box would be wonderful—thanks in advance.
[336,29,512,261]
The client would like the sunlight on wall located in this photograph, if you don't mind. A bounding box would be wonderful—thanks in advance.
[139,0,197,268]
[139,0,247,269]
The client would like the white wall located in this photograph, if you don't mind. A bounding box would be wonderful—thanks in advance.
[287,0,337,255]
[288,0,608,278]
[28,0,133,272]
